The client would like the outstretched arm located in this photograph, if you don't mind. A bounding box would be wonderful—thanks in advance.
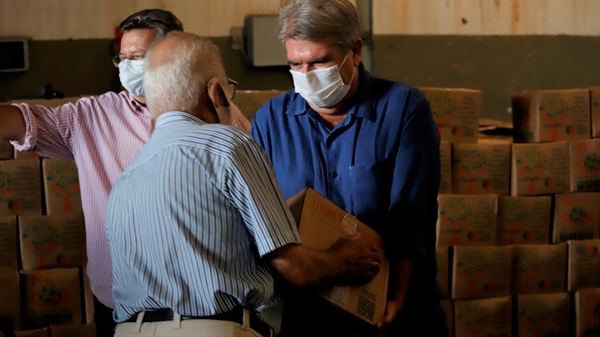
[0,105,25,143]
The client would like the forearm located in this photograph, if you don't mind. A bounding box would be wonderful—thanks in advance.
[388,257,415,307]
[0,105,26,142]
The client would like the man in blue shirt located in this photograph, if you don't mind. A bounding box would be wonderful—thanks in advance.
[106,32,382,337]
[251,1,448,336]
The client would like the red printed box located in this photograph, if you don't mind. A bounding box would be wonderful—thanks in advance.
[437,195,497,247]
[512,244,567,295]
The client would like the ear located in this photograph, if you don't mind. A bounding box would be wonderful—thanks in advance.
[351,37,363,67]
[208,79,230,109]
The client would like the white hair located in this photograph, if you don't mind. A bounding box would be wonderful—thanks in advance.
[144,32,226,118]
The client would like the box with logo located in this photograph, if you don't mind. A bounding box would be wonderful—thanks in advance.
[232,90,287,121]
[437,247,450,298]
[13,150,43,160]
[552,192,600,243]
[515,292,570,337]
[512,244,567,295]
[439,141,452,194]
[420,88,481,143]
[0,216,18,272]
[436,195,497,247]
[19,213,86,271]
[591,87,600,138]
[570,139,600,192]
[0,158,43,216]
[0,141,13,160]
[287,188,390,325]
[451,246,512,300]
[49,323,96,337]
[574,288,600,337]
[511,142,570,196]
[42,159,82,215]
[496,196,551,246]
[567,240,600,291]
[454,296,511,337]
[20,267,83,330]
[0,272,20,331]
[512,89,591,142]
[440,298,453,337]
[452,142,511,195]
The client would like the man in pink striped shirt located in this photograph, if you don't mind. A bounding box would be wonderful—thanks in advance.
[0,9,250,336]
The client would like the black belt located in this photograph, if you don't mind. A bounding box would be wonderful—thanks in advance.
[125,308,272,336]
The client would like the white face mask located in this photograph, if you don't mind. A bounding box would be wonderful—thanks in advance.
[119,59,145,98]
[290,53,355,108]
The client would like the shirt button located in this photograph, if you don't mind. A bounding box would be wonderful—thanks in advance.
[332,172,338,178]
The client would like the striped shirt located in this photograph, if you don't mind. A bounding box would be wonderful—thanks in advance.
[105,111,301,333]
[11,91,251,309]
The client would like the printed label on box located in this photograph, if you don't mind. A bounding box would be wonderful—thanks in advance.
[437,195,497,247]
[0,216,17,272]
[511,142,570,196]
[553,193,600,243]
[496,196,551,246]
[452,246,512,300]
[439,141,452,194]
[421,88,481,143]
[452,142,511,195]
[570,139,600,192]
[42,159,82,214]
[516,293,570,337]
[568,240,600,291]
[512,244,567,295]
[454,296,511,337]
[0,159,43,216]
[575,288,600,337]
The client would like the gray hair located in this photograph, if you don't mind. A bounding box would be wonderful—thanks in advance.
[278,0,361,52]
[120,9,184,40]
[144,32,226,118]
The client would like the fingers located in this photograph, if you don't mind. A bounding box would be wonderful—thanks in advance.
[376,301,399,331]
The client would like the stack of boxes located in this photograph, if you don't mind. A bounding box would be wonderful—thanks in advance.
[0,99,96,337]
[426,87,600,337]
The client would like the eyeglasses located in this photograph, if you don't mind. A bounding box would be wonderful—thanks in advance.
[227,78,238,100]
[112,54,145,68]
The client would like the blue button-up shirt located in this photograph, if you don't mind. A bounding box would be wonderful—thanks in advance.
[251,63,443,308]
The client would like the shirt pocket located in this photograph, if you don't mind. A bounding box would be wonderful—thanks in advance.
[347,158,393,214]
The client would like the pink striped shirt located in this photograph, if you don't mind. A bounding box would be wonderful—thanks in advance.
[11,91,251,309]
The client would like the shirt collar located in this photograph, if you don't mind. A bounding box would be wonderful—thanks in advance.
[286,62,375,121]
[155,111,207,128]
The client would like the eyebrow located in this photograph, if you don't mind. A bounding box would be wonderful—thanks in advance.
[288,56,330,66]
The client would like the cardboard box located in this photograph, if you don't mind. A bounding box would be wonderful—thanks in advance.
[49,323,96,337]
[0,216,18,272]
[232,90,286,121]
[512,89,591,142]
[454,296,511,337]
[0,141,13,160]
[569,139,600,192]
[574,288,600,337]
[496,196,552,246]
[567,240,600,291]
[0,159,43,216]
[440,298,453,337]
[42,159,82,214]
[82,267,95,324]
[437,195,498,247]
[511,142,570,196]
[5,329,48,337]
[287,188,390,325]
[452,142,511,195]
[437,247,450,298]
[439,141,452,194]
[591,87,600,138]
[512,244,567,295]
[552,192,600,243]
[515,293,570,337]
[20,268,83,329]
[420,88,481,143]
[0,272,21,331]
[19,213,86,270]
[14,150,43,160]
[451,246,512,300]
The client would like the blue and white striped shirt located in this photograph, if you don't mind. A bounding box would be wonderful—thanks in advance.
[105,111,302,333]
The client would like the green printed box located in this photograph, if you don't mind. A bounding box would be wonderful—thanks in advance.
[591,87,600,138]
[437,247,449,298]
[0,158,42,216]
[515,293,570,337]
[511,142,570,196]
[49,323,96,337]
[512,89,591,142]
[0,141,13,160]
[496,196,551,246]
[19,213,86,270]
[421,88,481,143]
[575,288,600,337]
[454,296,511,337]
[552,192,600,243]
[452,246,512,300]
[512,244,567,295]
[437,195,497,247]
[570,139,600,192]
[567,240,600,291]
[452,142,511,195]
[439,141,452,194]
[232,90,286,121]
[42,159,82,215]
[0,272,20,331]
[0,216,17,272]
[20,268,83,330]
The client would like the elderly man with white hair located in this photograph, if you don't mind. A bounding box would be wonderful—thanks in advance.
[105,32,382,337]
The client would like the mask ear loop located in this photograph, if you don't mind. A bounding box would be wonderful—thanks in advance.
[339,52,355,86]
